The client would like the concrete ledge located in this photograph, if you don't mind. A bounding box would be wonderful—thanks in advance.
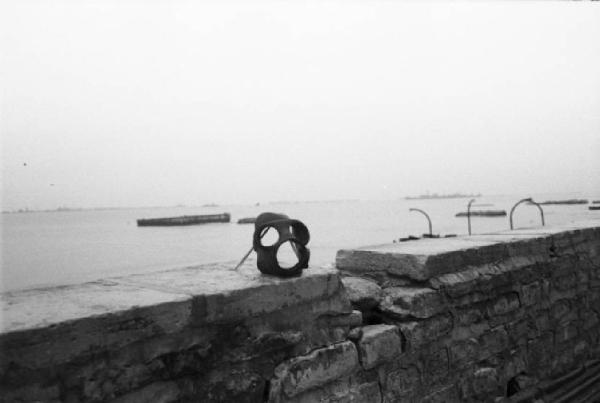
[0,261,353,402]
[336,219,600,281]
[1,261,341,334]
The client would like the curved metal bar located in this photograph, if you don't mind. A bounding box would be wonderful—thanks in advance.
[409,208,432,236]
[467,198,476,236]
[529,199,545,227]
[509,198,533,230]
[234,227,269,271]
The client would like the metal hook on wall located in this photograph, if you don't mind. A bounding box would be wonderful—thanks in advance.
[509,198,545,230]
[528,199,545,227]
[467,198,476,235]
[409,208,432,237]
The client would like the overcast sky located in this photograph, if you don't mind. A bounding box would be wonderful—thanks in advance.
[1,1,599,210]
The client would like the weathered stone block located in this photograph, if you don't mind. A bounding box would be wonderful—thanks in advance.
[480,326,510,358]
[449,338,480,368]
[453,291,493,307]
[473,263,516,296]
[348,310,363,328]
[580,309,599,331]
[550,299,577,325]
[201,366,266,403]
[486,293,521,318]
[527,332,554,377]
[270,375,381,403]
[508,373,537,394]
[576,262,591,288]
[589,295,600,313]
[454,306,485,327]
[549,346,577,377]
[350,381,383,403]
[0,283,194,372]
[550,231,578,256]
[511,262,546,284]
[381,365,421,402]
[196,266,350,324]
[358,325,402,370]
[336,238,508,282]
[380,287,447,319]
[458,367,501,401]
[330,380,382,403]
[520,281,543,307]
[487,297,526,328]
[316,312,357,332]
[589,265,600,288]
[499,347,528,381]
[551,255,578,278]
[420,384,459,403]
[573,339,590,362]
[450,322,490,342]
[348,327,363,342]
[532,309,551,334]
[396,314,453,350]
[269,341,359,399]
[555,323,578,345]
[505,317,533,346]
[429,269,480,298]
[552,273,577,292]
[341,277,383,312]
[110,381,180,403]
[506,236,549,260]
[250,296,352,351]
[0,383,61,403]
[423,347,450,384]
[490,312,527,329]
[569,229,600,256]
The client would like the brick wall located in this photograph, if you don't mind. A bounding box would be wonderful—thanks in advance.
[328,223,600,402]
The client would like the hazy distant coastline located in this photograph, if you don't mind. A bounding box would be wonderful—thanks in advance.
[1,199,360,214]
[2,205,189,214]
[404,192,482,200]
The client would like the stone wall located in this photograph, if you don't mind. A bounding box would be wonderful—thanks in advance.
[334,222,600,402]
[1,221,600,402]
[0,263,357,402]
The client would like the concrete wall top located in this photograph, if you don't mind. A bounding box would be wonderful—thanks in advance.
[0,260,340,335]
[336,219,600,281]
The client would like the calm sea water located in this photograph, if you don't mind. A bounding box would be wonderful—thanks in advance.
[2,193,598,292]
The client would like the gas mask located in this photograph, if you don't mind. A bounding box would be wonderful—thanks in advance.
[252,212,310,277]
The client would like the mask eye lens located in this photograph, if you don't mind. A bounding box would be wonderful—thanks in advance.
[259,226,279,247]
[277,240,301,270]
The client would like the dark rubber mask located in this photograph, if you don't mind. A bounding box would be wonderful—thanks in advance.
[252,212,310,277]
